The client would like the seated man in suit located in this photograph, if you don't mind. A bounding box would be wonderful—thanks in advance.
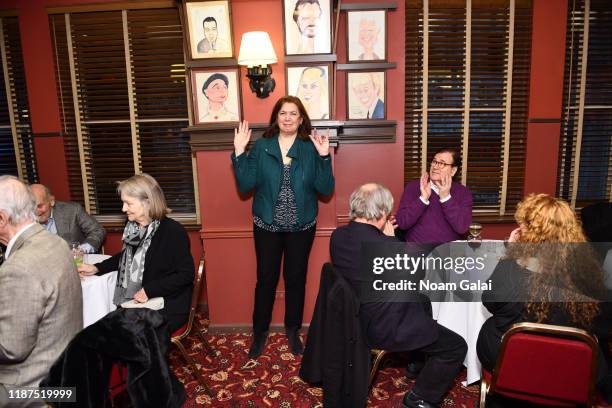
[330,183,467,408]
[396,148,472,243]
[0,176,82,392]
[31,183,106,253]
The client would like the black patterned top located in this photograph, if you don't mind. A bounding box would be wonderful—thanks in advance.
[254,163,316,232]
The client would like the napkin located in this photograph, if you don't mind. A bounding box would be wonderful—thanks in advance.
[121,297,164,310]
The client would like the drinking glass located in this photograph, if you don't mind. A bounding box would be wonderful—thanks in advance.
[468,222,483,242]
[71,242,84,267]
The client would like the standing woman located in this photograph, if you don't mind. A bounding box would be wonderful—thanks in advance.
[78,174,194,333]
[232,95,334,358]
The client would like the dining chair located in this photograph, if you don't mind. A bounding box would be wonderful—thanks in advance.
[170,256,213,396]
[480,322,600,407]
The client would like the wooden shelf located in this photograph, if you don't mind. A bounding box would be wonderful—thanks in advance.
[284,54,338,64]
[337,62,397,70]
[187,120,397,151]
[339,2,398,11]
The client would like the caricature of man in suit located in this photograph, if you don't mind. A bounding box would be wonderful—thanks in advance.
[351,73,384,119]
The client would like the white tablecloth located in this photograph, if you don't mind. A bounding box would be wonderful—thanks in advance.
[428,240,505,385]
[80,254,117,328]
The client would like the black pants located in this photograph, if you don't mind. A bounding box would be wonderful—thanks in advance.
[412,324,467,404]
[253,224,316,334]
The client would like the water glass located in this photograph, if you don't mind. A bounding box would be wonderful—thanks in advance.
[71,242,84,267]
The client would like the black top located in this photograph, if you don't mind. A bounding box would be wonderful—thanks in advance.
[96,217,194,332]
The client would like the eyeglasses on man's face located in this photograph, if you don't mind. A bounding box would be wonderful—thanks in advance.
[430,159,453,169]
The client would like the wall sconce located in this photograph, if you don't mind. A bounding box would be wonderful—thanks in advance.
[238,31,277,99]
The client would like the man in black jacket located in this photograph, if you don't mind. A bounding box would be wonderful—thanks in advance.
[330,183,467,408]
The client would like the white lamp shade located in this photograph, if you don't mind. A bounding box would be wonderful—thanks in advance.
[238,31,277,67]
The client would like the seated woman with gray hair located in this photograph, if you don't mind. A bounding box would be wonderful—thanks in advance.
[78,174,194,332]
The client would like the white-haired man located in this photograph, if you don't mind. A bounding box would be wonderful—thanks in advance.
[330,183,466,408]
[0,176,82,390]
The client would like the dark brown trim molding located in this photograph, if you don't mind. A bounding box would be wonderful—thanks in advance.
[188,122,343,151]
[472,214,517,224]
[340,2,398,10]
[337,62,397,70]
[284,54,338,64]
[186,59,238,68]
[46,0,174,14]
[187,120,397,151]
[201,226,335,240]
[528,118,561,123]
[32,131,63,138]
[339,120,396,144]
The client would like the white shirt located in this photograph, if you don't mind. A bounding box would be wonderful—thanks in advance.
[420,182,452,205]
[5,222,36,258]
[41,209,58,234]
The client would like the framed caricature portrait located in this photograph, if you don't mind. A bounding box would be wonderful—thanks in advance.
[347,10,386,62]
[283,0,332,56]
[286,64,332,120]
[347,71,386,120]
[191,68,241,125]
[185,0,234,60]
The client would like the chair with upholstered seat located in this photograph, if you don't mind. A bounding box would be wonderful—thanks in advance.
[480,322,600,407]
[171,256,213,396]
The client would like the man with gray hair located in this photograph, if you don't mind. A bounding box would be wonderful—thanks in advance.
[330,183,466,408]
[0,176,82,391]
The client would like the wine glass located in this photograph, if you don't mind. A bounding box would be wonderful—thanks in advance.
[468,222,483,242]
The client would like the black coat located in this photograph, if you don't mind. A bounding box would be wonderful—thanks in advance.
[41,308,186,408]
[330,221,438,351]
[300,263,371,408]
[96,217,194,332]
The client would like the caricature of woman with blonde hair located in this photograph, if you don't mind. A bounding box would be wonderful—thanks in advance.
[295,66,329,120]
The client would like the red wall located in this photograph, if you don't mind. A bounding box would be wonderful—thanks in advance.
[5,0,568,328]
[523,0,568,196]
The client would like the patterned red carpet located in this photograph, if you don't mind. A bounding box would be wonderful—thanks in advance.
[168,327,480,407]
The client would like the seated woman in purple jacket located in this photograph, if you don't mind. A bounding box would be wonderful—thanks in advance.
[395,148,472,244]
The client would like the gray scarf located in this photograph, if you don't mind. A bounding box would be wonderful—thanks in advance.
[113,220,160,305]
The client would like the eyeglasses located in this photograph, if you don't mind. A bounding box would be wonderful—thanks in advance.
[431,159,453,169]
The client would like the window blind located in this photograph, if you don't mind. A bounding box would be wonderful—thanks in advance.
[558,0,612,209]
[50,7,196,223]
[0,16,37,183]
[405,0,531,218]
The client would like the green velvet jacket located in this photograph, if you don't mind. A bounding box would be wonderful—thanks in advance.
[231,135,334,226]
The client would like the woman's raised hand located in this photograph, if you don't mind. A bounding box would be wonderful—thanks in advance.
[234,120,252,156]
[308,128,330,157]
